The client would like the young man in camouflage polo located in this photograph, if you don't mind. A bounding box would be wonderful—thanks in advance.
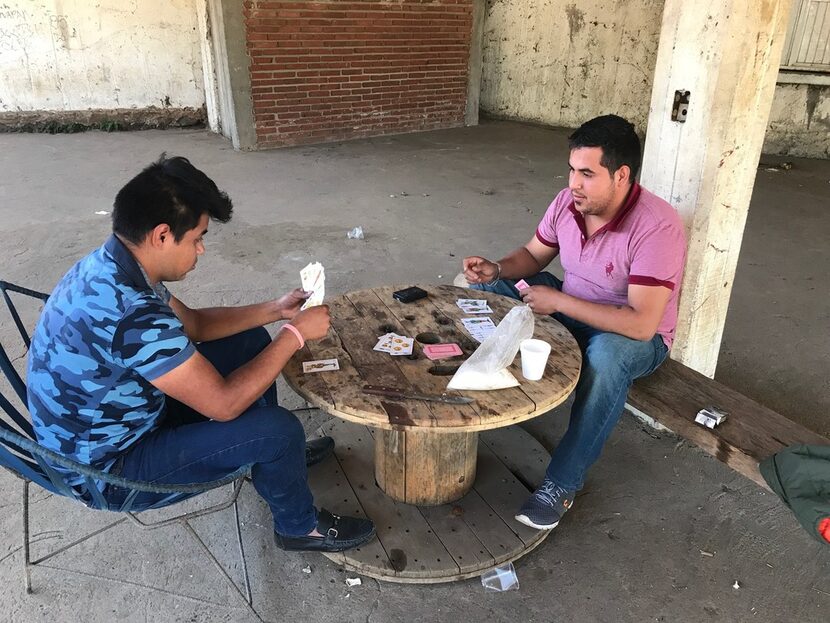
[27,155,375,552]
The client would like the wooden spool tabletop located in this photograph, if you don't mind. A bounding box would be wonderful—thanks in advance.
[283,285,582,582]
[283,284,582,434]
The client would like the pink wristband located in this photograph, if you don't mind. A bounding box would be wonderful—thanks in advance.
[280,323,304,349]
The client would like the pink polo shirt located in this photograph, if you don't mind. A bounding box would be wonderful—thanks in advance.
[535,183,686,348]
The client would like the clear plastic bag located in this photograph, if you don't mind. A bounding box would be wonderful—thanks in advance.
[447,305,535,391]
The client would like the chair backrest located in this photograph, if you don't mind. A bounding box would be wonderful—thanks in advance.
[0,280,249,512]
[0,281,62,495]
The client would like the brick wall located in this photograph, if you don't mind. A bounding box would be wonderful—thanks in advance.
[244,1,474,148]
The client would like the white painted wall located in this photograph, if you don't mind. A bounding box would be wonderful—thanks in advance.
[481,0,830,158]
[480,0,664,133]
[764,81,830,157]
[0,0,204,111]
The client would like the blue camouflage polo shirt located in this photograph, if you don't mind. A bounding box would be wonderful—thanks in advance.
[27,235,195,487]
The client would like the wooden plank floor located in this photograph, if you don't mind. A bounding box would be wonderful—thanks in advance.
[307,419,552,583]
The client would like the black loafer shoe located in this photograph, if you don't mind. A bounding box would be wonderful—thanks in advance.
[274,509,376,552]
[305,436,335,467]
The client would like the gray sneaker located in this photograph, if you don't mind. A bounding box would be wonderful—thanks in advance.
[515,479,575,530]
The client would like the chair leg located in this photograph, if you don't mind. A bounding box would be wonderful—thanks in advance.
[22,479,31,594]
[233,497,252,605]
[181,519,261,621]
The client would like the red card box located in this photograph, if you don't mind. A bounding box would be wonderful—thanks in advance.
[423,343,463,360]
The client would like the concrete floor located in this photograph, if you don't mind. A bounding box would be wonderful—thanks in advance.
[0,121,828,622]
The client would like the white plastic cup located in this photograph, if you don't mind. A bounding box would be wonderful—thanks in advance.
[520,338,551,381]
[480,562,520,592]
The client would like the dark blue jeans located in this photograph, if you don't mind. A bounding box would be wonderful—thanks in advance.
[472,273,668,492]
[104,327,317,536]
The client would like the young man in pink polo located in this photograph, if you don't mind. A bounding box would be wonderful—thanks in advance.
[463,115,687,530]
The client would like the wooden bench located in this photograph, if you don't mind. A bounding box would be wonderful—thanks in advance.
[626,358,828,489]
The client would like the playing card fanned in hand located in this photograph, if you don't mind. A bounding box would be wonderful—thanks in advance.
[300,262,325,310]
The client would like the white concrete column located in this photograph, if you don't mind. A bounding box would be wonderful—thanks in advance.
[465,0,486,126]
[196,0,221,134]
[203,0,256,150]
[641,0,795,377]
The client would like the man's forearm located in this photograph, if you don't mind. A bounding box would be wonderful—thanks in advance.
[191,302,282,342]
[554,293,655,341]
[497,247,545,280]
[166,330,300,422]
[215,331,299,420]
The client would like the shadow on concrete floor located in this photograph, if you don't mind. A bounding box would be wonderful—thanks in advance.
[0,121,828,622]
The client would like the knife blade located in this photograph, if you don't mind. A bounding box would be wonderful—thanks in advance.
[361,385,474,405]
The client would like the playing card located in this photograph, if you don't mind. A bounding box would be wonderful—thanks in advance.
[515,279,530,290]
[423,343,463,360]
[461,317,497,342]
[302,358,340,373]
[373,333,413,355]
[373,333,396,352]
[300,261,325,310]
[456,298,493,314]
[387,335,414,356]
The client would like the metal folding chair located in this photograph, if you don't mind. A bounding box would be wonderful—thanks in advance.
[0,280,258,619]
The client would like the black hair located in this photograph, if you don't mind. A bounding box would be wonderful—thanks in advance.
[112,153,233,244]
[568,115,641,181]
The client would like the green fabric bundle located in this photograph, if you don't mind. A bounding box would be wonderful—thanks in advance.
[760,444,830,545]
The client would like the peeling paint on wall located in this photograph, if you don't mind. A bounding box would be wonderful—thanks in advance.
[805,85,821,128]
[481,0,829,159]
[564,4,585,43]
[763,83,830,158]
[480,0,664,132]
[0,0,204,112]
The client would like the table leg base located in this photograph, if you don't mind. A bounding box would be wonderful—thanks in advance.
[374,429,477,506]
[308,419,554,583]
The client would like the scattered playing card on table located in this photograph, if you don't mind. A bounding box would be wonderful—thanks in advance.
[373,333,414,356]
[373,332,401,352]
[302,358,340,373]
[423,343,464,360]
[461,317,497,342]
[300,262,326,310]
[456,298,493,314]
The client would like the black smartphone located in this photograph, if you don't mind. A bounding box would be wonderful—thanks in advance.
[393,286,428,303]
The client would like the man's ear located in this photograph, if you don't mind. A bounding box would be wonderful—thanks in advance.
[615,165,631,187]
[149,223,172,248]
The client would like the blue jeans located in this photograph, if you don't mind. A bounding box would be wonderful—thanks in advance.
[104,328,317,536]
[472,273,668,492]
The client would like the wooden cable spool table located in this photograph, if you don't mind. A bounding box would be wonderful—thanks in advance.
[283,284,581,582]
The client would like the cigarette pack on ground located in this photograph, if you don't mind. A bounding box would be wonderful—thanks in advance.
[695,406,728,429]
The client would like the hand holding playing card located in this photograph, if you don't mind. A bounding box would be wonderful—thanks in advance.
[520,285,560,315]
[288,305,331,342]
[300,262,326,310]
[276,288,310,320]
[462,256,499,284]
